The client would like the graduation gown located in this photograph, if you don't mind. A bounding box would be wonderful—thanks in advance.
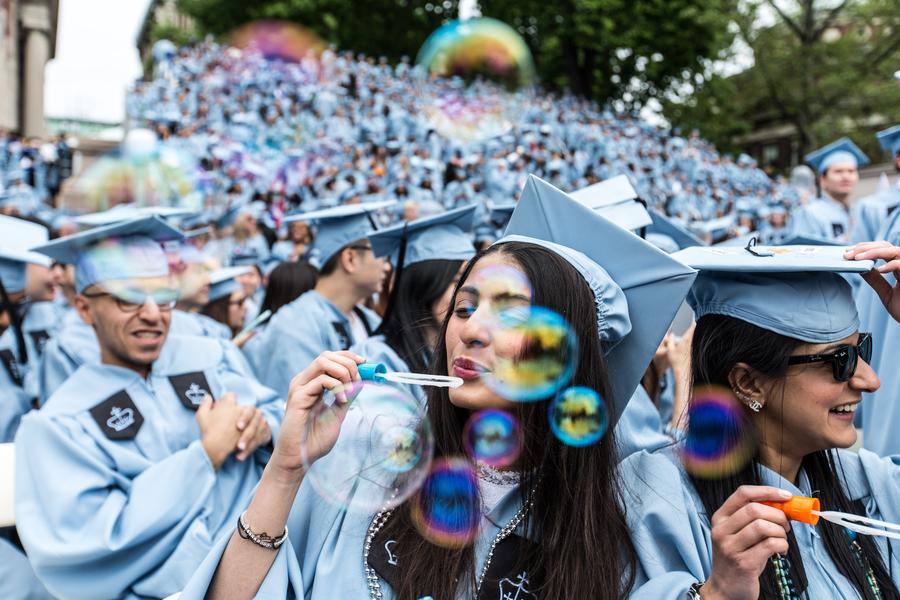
[790,195,850,242]
[0,301,62,441]
[246,290,380,397]
[621,446,900,599]
[38,309,233,404]
[14,334,285,600]
[179,473,536,600]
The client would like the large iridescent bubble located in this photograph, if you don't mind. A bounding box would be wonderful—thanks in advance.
[549,386,608,447]
[410,457,480,548]
[300,381,434,513]
[680,386,756,479]
[463,409,522,468]
[415,17,536,143]
[483,306,578,402]
[229,20,325,63]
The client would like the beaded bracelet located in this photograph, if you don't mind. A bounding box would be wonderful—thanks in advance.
[237,511,288,550]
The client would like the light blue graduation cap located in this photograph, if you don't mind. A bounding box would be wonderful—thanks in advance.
[33,215,184,294]
[73,205,196,227]
[804,137,869,174]
[674,244,873,343]
[368,205,476,268]
[646,208,705,251]
[0,216,51,293]
[208,266,251,302]
[489,203,516,227]
[776,234,840,247]
[568,174,652,231]
[284,200,396,269]
[876,125,900,157]
[497,175,698,424]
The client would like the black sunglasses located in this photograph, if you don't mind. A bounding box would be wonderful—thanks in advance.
[787,333,873,382]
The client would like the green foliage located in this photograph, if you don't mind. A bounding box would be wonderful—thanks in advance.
[178,0,457,62]
[666,0,900,160]
[478,0,737,109]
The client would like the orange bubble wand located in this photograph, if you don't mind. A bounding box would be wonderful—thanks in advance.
[764,496,900,540]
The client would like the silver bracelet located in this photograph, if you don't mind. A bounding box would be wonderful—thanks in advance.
[687,581,704,599]
[237,511,288,550]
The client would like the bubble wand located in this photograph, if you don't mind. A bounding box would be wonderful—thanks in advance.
[764,496,900,541]
[359,363,463,389]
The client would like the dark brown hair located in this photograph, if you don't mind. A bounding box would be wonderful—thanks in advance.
[379,242,637,600]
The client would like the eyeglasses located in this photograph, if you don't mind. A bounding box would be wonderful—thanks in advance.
[83,292,177,313]
[787,333,873,382]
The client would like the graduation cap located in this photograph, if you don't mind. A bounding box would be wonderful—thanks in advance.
[73,205,196,227]
[368,205,476,268]
[876,125,900,157]
[34,215,184,294]
[646,208,705,251]
[775,234,841,247]
[568,175,652,232]
[804,137,869,174]
[675,243,873,343]
[498,175,698,425]
[284,200,396,269]
[0,216,51,293]
[208,266,251,302]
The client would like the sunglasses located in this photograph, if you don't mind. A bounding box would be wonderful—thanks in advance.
[83,290,179,313]
[787,333,873,382]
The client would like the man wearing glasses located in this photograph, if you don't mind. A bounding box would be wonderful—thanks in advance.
[13,216,284,599]
[244,201,392,397]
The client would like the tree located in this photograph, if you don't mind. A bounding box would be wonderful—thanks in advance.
[665,0,900,160]
[177,0,458,63]
[478,0,736,110]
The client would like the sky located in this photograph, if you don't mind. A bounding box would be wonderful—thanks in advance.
[44,0,150,124]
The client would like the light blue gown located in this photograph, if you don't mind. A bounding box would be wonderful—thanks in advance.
[790,195,850,242]
[849,190,900,245]
[38,308,233,404]
[179,470,531,600]
[245,290,381,397]
[0,537,53,600]
[0,301,62,441]
[14,334,285,600]
[621,446,900,598]
[857,208,900,456]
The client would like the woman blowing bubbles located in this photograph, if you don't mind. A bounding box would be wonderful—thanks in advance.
[623,242,900,600]
[178,176,697,599]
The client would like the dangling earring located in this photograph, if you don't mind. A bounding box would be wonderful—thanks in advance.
[747,399,763,413]
[733,389,762,413]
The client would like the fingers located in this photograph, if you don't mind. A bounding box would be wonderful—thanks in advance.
[877,258,900,274]
[195,394,214,420]
[236,405,255,430]
[236,410,264,460]
[288,351,366,397]
[720,501,791,537]
[862,270,894,307]
[288,374,346,410]
[844,241,892,259]
[715,485,792,522]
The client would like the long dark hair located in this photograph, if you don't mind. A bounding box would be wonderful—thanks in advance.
[690,314,898,600]
[378,259,463,374]
[200,295,236,335]
[260,261,317,316]
[379,242,637,600]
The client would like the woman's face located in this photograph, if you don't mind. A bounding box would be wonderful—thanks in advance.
[757,332,879,455]
[445,252,531,411]
[227,291,247,332]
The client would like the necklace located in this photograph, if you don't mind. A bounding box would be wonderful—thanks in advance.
[771,530,882,600]
[362,492,535,600]
[476,463,521,486]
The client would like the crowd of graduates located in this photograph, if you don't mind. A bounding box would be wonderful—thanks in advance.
[1,34,900,600]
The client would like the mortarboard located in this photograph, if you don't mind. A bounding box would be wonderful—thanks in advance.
[0,216,51,293]
[569,174,652,231]
[497,175,697,425]
[33,215,184,295]
[674,245,872,343]
[283,200,396,269]
[804,137,869,174]
[368,205,476,268]
[876,125,900,158]
[646,208,705,251]
[207,266,251,302]
[73,205,196,227]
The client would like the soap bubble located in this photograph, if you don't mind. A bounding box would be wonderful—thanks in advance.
[415,17,536,143]
[680,386,756,479]
[301,381,433,512]
[463,409,522,468]
[484,306,577,402]
[411,457,480,548]
[549,386,608,447]
[230,20,325,63]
